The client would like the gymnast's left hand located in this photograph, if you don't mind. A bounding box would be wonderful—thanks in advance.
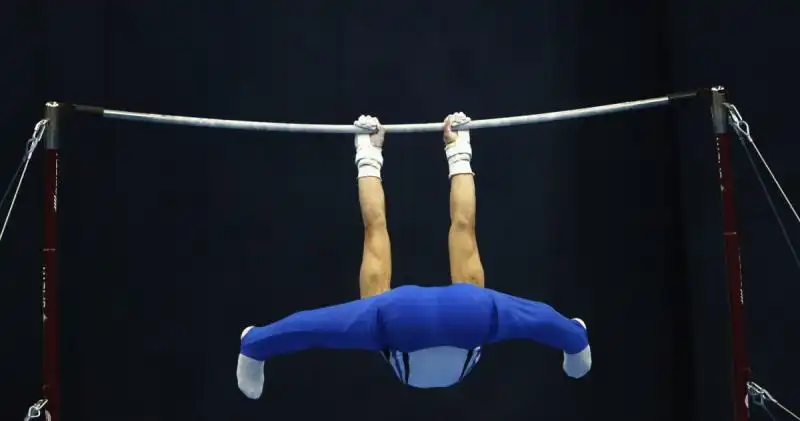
[354,115,385,146]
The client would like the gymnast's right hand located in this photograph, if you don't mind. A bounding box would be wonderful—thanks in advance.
[354,115,385,149]
[443,112,470,146]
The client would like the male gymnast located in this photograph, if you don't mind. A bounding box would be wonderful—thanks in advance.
[236,113,591,398]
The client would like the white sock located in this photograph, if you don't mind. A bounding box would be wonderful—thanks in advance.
[237,326,265,399]
[445,132,473,178]
[562,318,592,379]
[355,134,383,179]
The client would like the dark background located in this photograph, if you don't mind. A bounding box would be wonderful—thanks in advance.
[3,1,799,421]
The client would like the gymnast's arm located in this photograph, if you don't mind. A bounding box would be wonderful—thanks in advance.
[240,116,390,362]
[355,116,392,298]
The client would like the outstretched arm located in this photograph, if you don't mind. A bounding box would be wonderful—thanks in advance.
[354,115,392,298]
[443,113,485,288]
[236,116,393,401]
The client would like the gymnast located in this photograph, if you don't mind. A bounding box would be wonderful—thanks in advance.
[236,113,591,398]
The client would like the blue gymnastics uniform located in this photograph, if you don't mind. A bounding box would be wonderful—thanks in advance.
[240,284,589,388]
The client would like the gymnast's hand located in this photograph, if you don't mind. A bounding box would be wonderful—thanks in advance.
[443,112,471,146]
[354,115,385,149]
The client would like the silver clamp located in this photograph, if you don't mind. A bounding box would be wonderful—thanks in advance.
[0,118,49,245]
[23,399,50,421]
[723,103,750,140]
[748,381,799,421]
[721,101,800,273]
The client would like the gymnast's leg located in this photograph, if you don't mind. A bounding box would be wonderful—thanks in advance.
[488,291,592,378]
[236,299,386,398]
[443,113,484,288]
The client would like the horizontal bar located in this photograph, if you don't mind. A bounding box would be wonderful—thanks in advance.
[69,90,698,134]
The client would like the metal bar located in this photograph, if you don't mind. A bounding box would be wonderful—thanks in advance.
[68,91,698,134]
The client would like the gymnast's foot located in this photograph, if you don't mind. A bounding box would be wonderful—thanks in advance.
[237,326,265,399]
[562,318,592,379]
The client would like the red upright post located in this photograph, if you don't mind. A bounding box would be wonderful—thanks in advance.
[711,86,750,421]
[42,101,61,421]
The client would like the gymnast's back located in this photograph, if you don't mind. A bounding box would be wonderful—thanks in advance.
[359,284,491,388]
[371,284,496,351]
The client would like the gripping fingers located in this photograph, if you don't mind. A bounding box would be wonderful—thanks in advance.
[354,115,380,132]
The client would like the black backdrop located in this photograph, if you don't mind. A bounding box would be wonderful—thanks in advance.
[3,1,799,421]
